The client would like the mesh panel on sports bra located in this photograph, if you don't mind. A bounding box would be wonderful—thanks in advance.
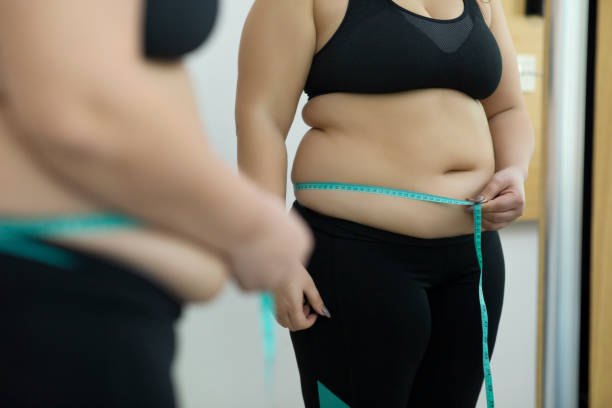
[402,13,474,53]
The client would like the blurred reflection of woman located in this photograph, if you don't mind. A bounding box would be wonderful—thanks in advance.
[0,1,312,407]
[236,0,534,406]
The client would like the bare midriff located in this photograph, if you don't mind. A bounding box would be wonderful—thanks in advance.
[0,73,226,302]
[292,88,496,238]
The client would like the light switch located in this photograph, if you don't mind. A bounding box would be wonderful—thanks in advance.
[517,54,537,93]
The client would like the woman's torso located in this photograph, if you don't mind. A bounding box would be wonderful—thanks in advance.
[0,0,225,301]
[292,0,500,238]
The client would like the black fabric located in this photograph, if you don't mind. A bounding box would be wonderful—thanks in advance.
[0,239,182,408]
[144,0,218,59]
[304,0,502,100]
[289,200,505,407]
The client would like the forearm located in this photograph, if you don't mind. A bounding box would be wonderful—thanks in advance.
[7,69,284,255]
[236,110,289,201]
[488,106,535,179]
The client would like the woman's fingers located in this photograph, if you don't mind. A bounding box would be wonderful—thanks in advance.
[466,167,527,225]
[466,192,522,213]
[482,219,510,231]
[465,189,525,231]
[481,211,515,230]
[278,311,289,329]
[287,281,330,331]
[285,310,297,331]
[483,223,505,231]
[272,265,329,331]
[272,288,314,331]
[482,192,524,214]
[304,279,331,318]
[484,210,519,224]
[288,299,318,331]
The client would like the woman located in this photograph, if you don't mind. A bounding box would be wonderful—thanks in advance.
[0,1,312,407]
[236,0,534,406]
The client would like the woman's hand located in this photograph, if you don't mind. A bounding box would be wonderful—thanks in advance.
[466,166,526,231]
[228,209,314,292]
[273,264,331,331]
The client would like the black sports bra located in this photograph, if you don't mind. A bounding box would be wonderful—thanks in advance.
[304,0,502,100]
[144,0,218,59]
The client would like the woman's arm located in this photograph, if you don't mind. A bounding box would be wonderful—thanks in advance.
[480,0,535,179]
[469,0,535,229]
[236,0,317,198]
[0,0,312,290]
[236,0,331,329]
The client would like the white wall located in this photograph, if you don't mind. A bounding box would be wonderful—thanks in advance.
[174,1,540,407]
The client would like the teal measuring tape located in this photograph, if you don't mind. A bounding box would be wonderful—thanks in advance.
[260,291,277,394]
[0,213,141,269]
[290,181,495,408]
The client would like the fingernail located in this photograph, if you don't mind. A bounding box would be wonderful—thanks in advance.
[321,305,332,318]
[475,195,485,202]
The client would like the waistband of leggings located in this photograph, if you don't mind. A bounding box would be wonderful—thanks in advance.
[292,199,491,247]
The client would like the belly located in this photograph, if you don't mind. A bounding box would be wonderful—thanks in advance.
[291,89,496,238]
[0,107,227,302]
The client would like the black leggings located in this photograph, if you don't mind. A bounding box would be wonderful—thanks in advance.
[289,200,505,408]
[0,240,182,408]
